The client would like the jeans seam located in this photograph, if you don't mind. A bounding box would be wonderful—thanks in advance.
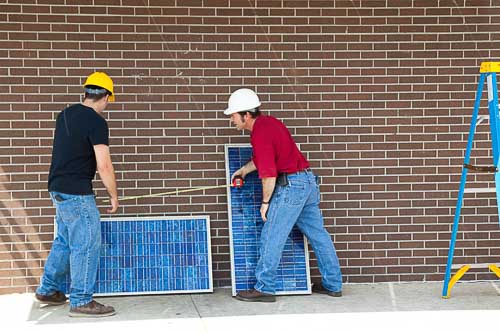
[255,198,279,293]
[300,182,343,292]
[266,196,280,225]
[71,299,92,308]
[255,183,308,294]
[84,198,91,301]
[41,193,102,308]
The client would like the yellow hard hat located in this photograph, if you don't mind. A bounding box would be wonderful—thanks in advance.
[83,72,115,102]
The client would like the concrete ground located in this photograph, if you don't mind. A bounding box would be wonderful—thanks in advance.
[2,281,500,332]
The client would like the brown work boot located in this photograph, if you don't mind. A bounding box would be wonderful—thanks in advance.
[69,300,116,318]
[35,291,67,305]
[235,289,276,302]
[312,282,342,297]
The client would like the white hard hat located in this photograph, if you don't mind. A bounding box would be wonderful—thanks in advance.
[224,88,261,115]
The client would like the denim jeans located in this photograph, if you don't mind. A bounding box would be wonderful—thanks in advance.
[36,192,101,308]
[254,170,343,294]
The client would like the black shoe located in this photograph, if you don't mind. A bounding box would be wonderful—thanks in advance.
[35,291,67,305]
[312,283,342,297]
[69,300,116,318]
[235,289,276,302]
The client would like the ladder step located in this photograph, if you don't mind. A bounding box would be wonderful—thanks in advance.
[464,164,498,173]
[463,187,496,193]
[451,263,491,269]
[475,115,489,126]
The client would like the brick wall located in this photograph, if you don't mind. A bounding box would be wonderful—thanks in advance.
[1,0,500,294]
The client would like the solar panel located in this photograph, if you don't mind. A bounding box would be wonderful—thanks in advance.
[57,216,213,296]
[225,144,311,296]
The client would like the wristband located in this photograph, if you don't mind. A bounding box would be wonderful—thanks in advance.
[262,201,269,205]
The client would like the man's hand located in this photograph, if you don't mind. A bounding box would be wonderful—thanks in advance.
[231,168,246,183]
[107,196,119,213]
[231,160,257,183]
[260,203,269,222]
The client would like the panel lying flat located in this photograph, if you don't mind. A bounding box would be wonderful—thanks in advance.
[225,144,311,296]
[58,216,213,296]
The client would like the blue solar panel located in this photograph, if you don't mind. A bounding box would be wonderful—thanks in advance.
[58,216,213,296]
[225,144,311,296]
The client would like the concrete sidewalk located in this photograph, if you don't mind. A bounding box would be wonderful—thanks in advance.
[3,281,500,332]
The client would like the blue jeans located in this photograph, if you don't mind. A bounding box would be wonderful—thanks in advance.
[254,170,343,294]
[36,192,101,308]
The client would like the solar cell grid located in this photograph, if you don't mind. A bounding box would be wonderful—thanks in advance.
[58,216,213,296]
[225,144,311,296]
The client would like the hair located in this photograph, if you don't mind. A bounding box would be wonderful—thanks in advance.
[84,85,111,102]
[237,107,261,119]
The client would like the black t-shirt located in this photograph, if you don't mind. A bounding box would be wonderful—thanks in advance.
[48,103,109,195]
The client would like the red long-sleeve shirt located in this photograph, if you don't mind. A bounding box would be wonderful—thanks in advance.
[250,115,309,178]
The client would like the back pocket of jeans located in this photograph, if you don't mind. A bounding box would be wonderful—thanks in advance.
[283,181,306,206]
[56,198,80,224]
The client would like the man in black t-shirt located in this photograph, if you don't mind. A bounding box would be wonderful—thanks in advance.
[35,72,119,318]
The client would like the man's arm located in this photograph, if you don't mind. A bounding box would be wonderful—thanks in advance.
[233,160,275,221]
[231,160,257,180]
[260,177,276,222]
[94,144,119,213]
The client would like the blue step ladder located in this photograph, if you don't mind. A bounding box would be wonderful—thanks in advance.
[442,62,500,298]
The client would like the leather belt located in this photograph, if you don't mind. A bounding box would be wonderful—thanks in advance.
[286,168,311,176]
[276,168,311,186]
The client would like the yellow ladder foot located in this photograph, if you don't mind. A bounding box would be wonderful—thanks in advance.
[489,264,500,278]
[443,265,470,299]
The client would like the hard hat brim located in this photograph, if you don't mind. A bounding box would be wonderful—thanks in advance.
[224,102,261,115]
[224,108,236,115]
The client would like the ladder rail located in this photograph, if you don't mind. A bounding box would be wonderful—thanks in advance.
[487,73,500,221]
[442,72,487,298]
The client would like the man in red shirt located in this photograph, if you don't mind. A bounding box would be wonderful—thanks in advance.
[226,88,343,302]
